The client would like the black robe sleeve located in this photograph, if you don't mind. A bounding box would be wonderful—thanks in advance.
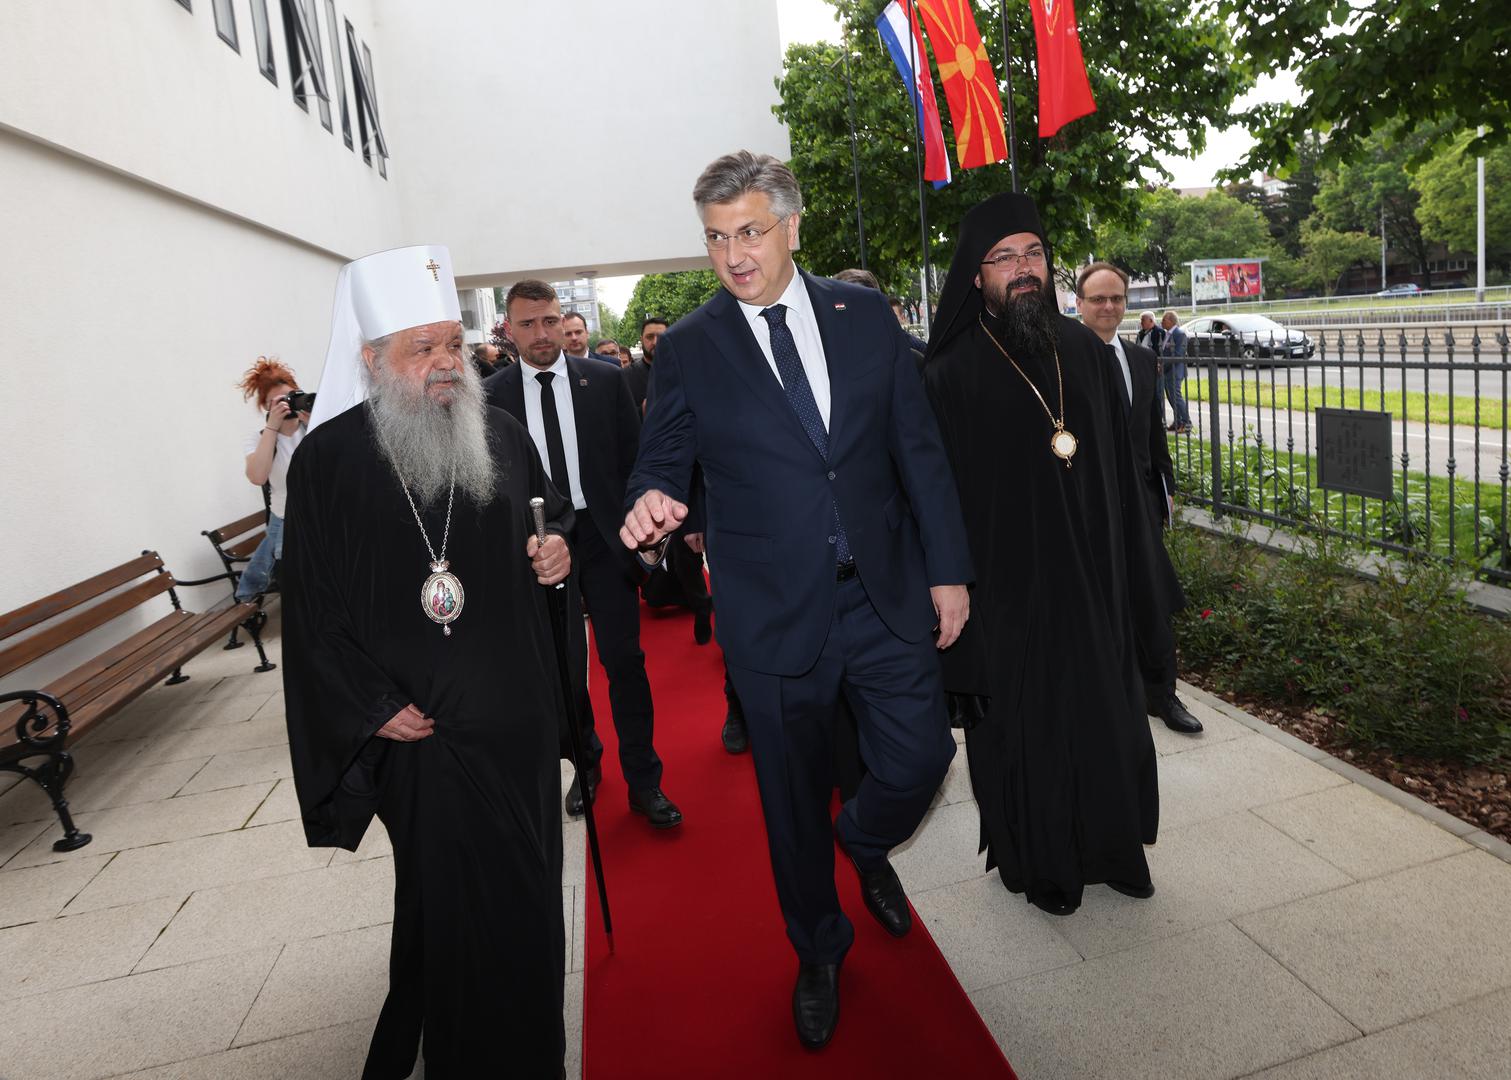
[281,433,412,850]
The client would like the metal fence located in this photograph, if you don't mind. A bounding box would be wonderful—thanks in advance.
[1165,324,1511,585]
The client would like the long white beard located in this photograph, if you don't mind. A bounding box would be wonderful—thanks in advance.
[367,355,497,508]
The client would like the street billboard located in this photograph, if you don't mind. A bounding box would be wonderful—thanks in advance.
[1192,259,1264,302]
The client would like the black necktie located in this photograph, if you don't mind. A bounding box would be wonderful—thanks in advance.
[535,371,572,503]
[758,304,850,564]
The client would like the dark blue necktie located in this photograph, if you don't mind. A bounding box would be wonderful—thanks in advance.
[759,304,851,565]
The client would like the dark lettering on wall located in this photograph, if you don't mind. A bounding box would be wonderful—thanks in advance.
[325,0,352,149]
[211,0,238,50]
[281,0,332,131]
[347,20,389,179]
[250,0,277,83]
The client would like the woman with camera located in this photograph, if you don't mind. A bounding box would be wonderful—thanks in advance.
[234,357,310,602]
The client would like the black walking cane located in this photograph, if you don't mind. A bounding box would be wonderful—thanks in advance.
[531,497,615,954]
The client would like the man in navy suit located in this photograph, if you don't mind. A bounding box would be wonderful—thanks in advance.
[487,280,682,830]
[622,151,972,1050]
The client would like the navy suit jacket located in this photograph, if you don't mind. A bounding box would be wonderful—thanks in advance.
[626,270,972,676]
[483,355,641,559]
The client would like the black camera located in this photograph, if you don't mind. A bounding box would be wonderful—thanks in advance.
[280,390,317,415]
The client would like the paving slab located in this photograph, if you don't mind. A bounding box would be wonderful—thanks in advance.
[329,816,393,863]
[0,817,50,867]
[566,969,584,1080]
[192,673,281,705]
[235,924,392,1046]
[970,922,1358,1080]
[177,743,294,796]
[109,1019,375,1080]
[1055,810,1353,959]
[891,799,987,895]
[5,782,273,869]
[1235,850,1511,1033]
[129,713,289,766]
[0,895,181,1001]
[135,855,395,971]
[65,818,333,914]
[931,747,974,807]
[1158,733,1349,830]
[1148,695,1251,756]
[1242,987,1511,1080]
[0,947,280,1080]
[1253,782,1472,881]
[0,757,206,827]
[0,853,113,928]
[248,776,301,826]
[88,690,274,745]
[913,872,1084,991]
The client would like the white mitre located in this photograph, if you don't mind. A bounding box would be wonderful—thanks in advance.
[307,244,463,431]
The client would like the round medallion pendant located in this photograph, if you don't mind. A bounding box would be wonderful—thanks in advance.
[420,568,465,634]
[1050,428,1078,466]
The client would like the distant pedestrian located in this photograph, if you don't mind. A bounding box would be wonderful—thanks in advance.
[1159,310,1192,432]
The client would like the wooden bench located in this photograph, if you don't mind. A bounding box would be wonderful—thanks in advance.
[0,552,275,852]
[202,506,275,649]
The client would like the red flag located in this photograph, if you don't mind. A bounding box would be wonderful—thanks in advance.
[1030,0,1096,137]
[915,0,1009,170]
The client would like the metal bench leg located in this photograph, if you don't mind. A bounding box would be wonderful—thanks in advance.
[164,667,190,686]
[222,624,245,650]
[1,753,92,852]
[244,609,277,674]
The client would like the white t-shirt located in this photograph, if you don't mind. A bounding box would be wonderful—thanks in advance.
[243,425,305,518]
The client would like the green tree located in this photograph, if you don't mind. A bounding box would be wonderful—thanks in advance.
[1293,217,1377,295]
[1412,133,1511,271]
[1218,0,1509,176]
[619,271,721,337]
[1314,123,1442,287]
[592,301,623,347]
[775,0,1249,298]
[1096,187,1185,304]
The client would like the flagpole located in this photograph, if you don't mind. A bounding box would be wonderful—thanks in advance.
[840,21,869,270]
[999,0,1020,192]
[906,0,933,332]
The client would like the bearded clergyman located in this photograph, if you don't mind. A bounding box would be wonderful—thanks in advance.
[922,195,1183,917]
[283,245,573,1078]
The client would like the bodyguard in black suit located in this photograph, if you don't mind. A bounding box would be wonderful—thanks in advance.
[487,280,683,828]
[1076,264,1201,735]
[622,152,972,1049]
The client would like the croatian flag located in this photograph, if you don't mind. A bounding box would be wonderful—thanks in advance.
[876,1,951,188]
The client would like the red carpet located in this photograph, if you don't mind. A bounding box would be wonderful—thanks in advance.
[580,604,1018,1079]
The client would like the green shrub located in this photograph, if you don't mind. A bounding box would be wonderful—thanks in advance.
[1167,527,1511,765]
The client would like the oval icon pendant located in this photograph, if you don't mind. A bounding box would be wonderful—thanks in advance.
[420,567,465,634]
[1050,428,1078,467]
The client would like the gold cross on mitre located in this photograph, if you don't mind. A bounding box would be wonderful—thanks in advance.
[424,259,441,281]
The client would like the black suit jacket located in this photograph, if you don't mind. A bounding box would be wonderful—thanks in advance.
[1118,336,1175,524]
[483,356,642,557]
[623,358,653,412]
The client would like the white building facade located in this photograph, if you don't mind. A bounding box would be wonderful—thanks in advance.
[0,0,787,622]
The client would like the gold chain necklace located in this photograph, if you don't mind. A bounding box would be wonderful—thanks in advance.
[978,316,1077,468]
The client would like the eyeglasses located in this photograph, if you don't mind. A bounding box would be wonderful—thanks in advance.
[704,218,786,250]
[1082,294,1127,306]
[981,245,1047,269]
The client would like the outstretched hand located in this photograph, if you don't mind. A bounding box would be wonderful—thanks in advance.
[620,489,688,550]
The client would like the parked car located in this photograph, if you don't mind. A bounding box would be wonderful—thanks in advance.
[1183,314,1315,363]
[1375,283,1423,297]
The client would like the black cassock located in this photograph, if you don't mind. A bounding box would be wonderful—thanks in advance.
[924,311,1182,909]
[281,403,572,1079]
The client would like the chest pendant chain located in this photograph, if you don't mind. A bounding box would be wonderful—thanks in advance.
[978,316,1078,468]
[399,468,465,636]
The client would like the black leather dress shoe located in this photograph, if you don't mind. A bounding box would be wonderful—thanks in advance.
[693,607,713,645]
[792,962,840,1050]
[1154,693,1203,734]
[1029,889,1078,917]
[721,708,749,754]
[564,765,600,817]
[1106,879,1156,900]
[840,845,912,938]
[628,787,683,829]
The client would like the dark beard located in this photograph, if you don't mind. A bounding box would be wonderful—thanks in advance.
[987,273,1058,360]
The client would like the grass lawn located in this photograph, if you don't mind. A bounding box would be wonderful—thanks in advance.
[1180,376,1509,432]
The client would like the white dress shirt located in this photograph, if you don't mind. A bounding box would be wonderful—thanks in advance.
[520,352,587,511]
[737,270,832,429]
[1110,335,1133,406]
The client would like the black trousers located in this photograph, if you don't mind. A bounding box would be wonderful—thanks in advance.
[727,575,954,965]
[573,510,662,791]
[1136,494,1180,703]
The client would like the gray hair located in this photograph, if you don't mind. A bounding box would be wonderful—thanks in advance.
[692,150,803,219]
[1138,310,1156,323]
[834,268,881,291]
[1162,309,1180,324]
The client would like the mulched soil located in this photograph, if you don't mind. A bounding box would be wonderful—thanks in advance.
[1185,673,1511,844]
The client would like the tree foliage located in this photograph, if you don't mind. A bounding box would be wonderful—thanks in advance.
[1217,0,1509,177]
[619,271,721,335]
[1412,134,1511,271]
[1294,218,1377,295]
[592,301,623,347]
[1098,188,1282,302]
[1096,187,1185,304]
[774,0,1249,299]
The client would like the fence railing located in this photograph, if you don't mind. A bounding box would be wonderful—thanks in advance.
[1164,324,1511,585]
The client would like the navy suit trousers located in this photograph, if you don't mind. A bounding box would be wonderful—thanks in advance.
[727,575,954,965]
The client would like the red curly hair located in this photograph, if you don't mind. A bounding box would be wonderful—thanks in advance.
[237,356,300,411]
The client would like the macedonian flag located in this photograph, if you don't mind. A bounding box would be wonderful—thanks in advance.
[914,0,1008,170]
